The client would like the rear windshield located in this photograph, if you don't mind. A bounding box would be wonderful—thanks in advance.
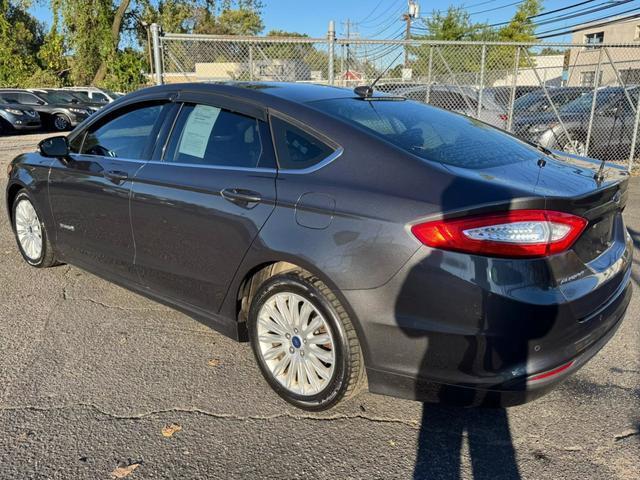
[310,98,541,169]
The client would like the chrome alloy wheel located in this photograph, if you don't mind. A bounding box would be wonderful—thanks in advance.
[257,292,336,396]
[14,199,43,261]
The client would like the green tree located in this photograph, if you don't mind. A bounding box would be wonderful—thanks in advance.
[0,0,43,86]
[497,0,541,42]
[102,47,146,91]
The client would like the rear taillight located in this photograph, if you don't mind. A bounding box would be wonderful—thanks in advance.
[411,210,588,258]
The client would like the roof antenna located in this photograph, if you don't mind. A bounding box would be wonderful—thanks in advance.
[354,51,404,99]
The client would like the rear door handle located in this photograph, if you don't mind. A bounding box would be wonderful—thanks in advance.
[105,170,129,183]
[221,188,262,208]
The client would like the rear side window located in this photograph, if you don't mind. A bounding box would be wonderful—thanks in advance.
[81,103,163,159]
[164,103,273,169]
[271,117,335,170]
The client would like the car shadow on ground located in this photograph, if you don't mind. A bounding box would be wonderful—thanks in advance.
[396,176,562,479]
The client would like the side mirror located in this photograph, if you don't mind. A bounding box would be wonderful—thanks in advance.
[38,136,69,158]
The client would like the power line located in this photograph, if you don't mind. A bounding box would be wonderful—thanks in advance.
[532,0,598,18]
[359,0,404,26]
[355,0,388,24]
[469,0,527,15]
[534,0,634,26]
[536,6,640,36]
[488,0,632,27]
[461,0,502,9]
[359,5,406,33]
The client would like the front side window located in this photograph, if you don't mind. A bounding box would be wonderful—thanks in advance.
[164,103,271,169]
[81,103,163,159]
[270,117,335,170]
[19,93,43,105]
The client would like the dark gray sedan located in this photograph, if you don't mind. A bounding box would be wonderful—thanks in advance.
[5,82,632,410]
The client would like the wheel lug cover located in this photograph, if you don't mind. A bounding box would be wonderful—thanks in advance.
[285,333,291,339]
[289,346,294,354]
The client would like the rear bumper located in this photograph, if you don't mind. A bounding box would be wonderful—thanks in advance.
[362,279,631,407]
[343,235,633,406]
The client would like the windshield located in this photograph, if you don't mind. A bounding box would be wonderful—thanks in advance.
[559,89,620,113]
[311,98,541,169]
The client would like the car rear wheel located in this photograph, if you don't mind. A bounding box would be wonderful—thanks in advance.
[52,114,70,131]
[12,190,57,268]
[248,269,365,410]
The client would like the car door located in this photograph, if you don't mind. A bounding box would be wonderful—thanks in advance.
[48,100,172,282]
[130,94,277,313]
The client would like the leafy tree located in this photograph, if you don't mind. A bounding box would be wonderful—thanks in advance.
[497,0,541,43]
[101,47,146,91]
[0,0,43,86]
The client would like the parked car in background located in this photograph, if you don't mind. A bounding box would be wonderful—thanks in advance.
[46,89,104,113]
[0,89,93,131]
[0,94,41,135]
[393,84,506,128]
[515,86,639,160]
[482,86,541,111]
[5,82,631,411]
[61,86,123,104]
[511,87,590,117]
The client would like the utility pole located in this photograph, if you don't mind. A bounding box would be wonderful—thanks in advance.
[342,19,353,78]
[403,1,420,67]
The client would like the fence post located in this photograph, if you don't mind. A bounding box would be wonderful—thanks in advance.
[249,45,254,81]
[477,44,486,119]
[628,90,640,171]
[328,21,335,86]
[151,23,163,85]
[506,46,520,132]
[585,47,604,155]
[425,46,433,104]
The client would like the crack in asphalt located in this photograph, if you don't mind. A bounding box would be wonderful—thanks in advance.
[0,402,422,429]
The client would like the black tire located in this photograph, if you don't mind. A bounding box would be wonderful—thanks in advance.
[52,113,71,131]
[248,269,365,411]
[11,190,58,268]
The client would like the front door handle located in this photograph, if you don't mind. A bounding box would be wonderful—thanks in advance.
[105,170,129,183]
[221,188,262,208]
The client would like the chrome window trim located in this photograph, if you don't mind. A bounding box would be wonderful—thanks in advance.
[67,154,277,174]
[277,146,344,175]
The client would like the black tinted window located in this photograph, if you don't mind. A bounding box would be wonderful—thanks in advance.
[81,103,162,159]
[311,98,541,169]
[271,117,334,170]
[164,104,271,168]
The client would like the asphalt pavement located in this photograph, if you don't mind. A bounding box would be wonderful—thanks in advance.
[0,133,638,479]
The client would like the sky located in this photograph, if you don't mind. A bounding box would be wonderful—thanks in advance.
[27,0,640,42]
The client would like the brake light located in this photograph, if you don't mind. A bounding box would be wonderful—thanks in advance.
[411,210,587,258]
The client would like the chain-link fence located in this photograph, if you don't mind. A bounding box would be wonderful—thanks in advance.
[155,27,640,172]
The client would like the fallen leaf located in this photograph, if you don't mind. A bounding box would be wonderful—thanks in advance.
[561,446,582,452]
[111,463,140,478]
[162,423,182,437]
[388,440,396,447]
[614,429,639,441]
[207,358,221,367]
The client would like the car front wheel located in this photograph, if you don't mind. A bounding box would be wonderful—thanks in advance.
[248,269,365,410]
[12,190,57,268]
